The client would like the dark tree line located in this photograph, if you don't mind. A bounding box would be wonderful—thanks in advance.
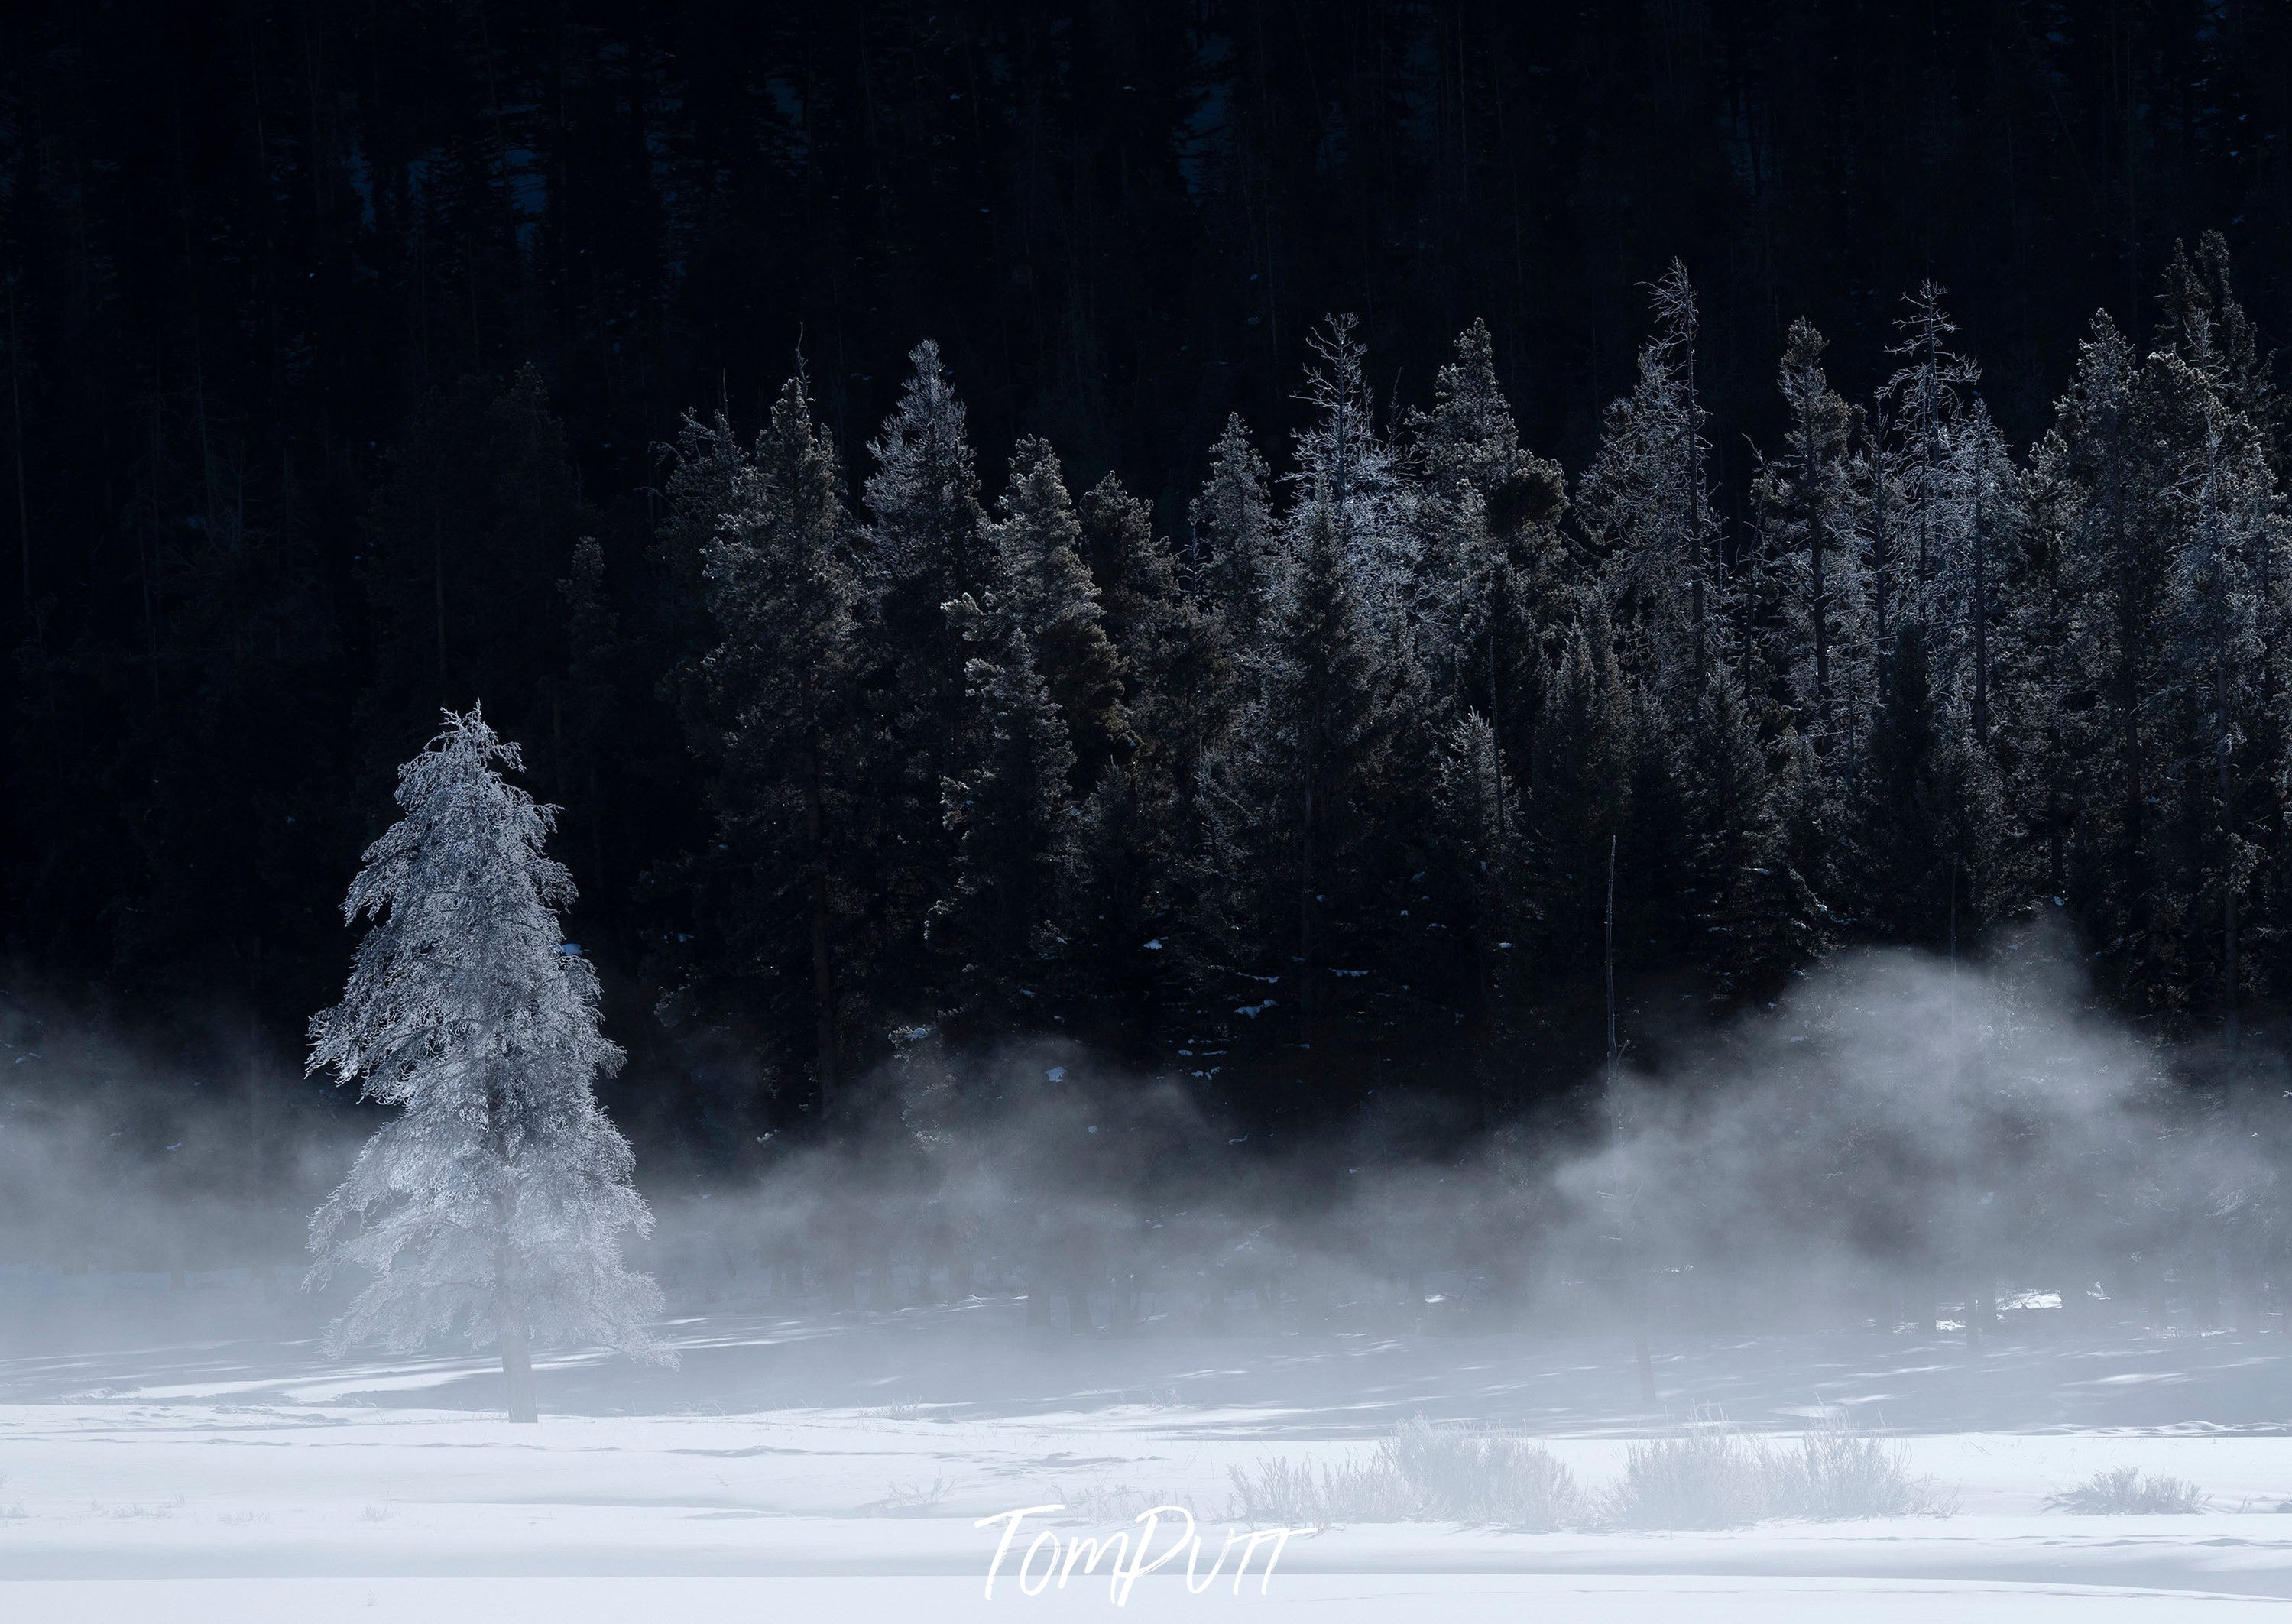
[8,2,2292,1166]
[647,244,2288,1138]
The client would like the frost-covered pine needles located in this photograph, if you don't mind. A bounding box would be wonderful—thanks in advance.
[306,708,671,1412]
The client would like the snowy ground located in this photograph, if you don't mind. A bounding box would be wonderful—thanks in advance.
[5,1284,2292,1620]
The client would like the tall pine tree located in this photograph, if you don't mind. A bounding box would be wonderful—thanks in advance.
[307,711,667,1423]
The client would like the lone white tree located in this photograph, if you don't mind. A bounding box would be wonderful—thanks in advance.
[306,708,669,1421]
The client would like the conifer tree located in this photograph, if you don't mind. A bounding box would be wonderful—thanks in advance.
[1848,629,1950,943]
[1885,284,1980,630]
[1683,667,1817,1000]
[2146,360,2286,1039]
[1846,628,2003,947]
[2154,238,2292,1010]
[861,342,996,981]
[1065,474,1228,1043]
[1227,498,1409,1052]
[987,438,1130,789]
[1191,413,1277,647]
[692,371,864,1118]
[1938,398,2022,751]
[1751,319,1864,759]
[1435,708,1527,1014]
[307,710,667,1423]
[1859,385,1909,735]
[931,630,1080,1034]
[1580,263,1723,704]
[1616,676,1696,971]
[2000,397,2083,900]
[1526,601,1632,973]
[1288,315,1412,634]
[1409,319,1570,751]
[1081,471,1221,770]
[2157,232,2281,475]
[658,407,753,601]
[2026,315,2153,964]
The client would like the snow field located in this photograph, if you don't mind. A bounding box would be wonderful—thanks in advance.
[8,1301,2292,1617]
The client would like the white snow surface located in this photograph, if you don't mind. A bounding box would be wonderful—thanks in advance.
[6,1289,2292,1621]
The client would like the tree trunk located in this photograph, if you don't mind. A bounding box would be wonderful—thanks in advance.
[1298,757,1315,1050]
[2222,730,2240,1050]
[1801,371,1830,735]
[803,731,838,1122]
[1871,395,1891,701]
[1971,430,1990,744]
[498,1295,537,1423]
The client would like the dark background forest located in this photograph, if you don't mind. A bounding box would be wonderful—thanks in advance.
[8,0,2292,1201]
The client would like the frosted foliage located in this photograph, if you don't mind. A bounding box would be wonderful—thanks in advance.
[2162,391,2275,724]
[1580,262,1725,692]
[1286,315,1412,630]
[1883,281,1982,640]
[1191,411,1276,633]
[863,338,980,582]
[306,709,668,1364]
[1924,401,2022,721]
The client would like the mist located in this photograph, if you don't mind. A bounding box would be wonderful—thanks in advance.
[9,931,2277,1363]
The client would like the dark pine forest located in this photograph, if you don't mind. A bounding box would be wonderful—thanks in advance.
[9,0,2292,1180]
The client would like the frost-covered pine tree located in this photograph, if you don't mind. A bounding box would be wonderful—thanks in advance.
[307,708,668,1423]
[1525,598,1632,963]
[694,369,864,1121]
[1409,318,1570,737]
[1285,314,1412,634]
[988,436,1129,788]
[1063,473,1229,1030]
[1190,411,1277,649]
[929,629,1079,1032]
[1580,261,1725,705]
[1227,496,1412,1051]
[1749,318,1866,759]
[1884,282,1980,628]
[2148,360,2286,1042]
[1432,708,1525,1021]
[2022,314,2146,912]
[1930,397,2021,748]
[860,341,996,971]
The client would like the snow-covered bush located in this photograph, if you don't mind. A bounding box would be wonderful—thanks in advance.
[1231,1417,1579,1527]
[1605,1416,1775,1528]
[1606,1412,1949,1527]
[1228,1453,1415,1525]
[1237,1412,1943,1529]
[1768,1414,1953,1519]
[1382,1417,1580,1527]
[2047,1466,2210,1515]
[1055,1482,1208,1524]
